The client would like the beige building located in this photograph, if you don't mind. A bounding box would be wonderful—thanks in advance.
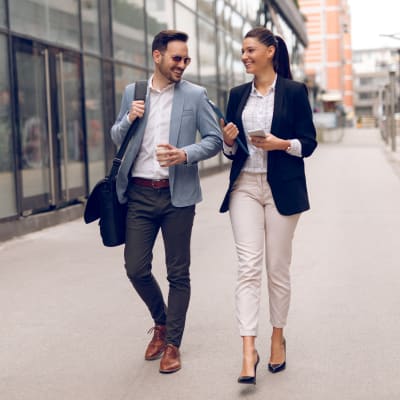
[298,0,353,113]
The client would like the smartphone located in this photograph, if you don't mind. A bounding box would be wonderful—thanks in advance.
[248,129,266,138]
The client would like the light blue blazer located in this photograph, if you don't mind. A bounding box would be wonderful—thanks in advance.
[111,79,222,207]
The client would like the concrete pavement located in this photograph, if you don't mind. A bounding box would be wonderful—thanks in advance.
[1,127,400,400]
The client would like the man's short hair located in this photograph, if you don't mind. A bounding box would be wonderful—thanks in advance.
[152,30,189,53]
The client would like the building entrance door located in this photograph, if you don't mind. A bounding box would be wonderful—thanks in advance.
[13,38,86,214]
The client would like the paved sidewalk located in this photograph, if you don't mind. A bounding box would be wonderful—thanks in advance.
[1,128,400,400]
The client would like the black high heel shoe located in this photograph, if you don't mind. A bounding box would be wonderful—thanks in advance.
[238,351,260,385]
[268,338,286,373]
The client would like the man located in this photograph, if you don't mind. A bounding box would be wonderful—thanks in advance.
[111,30,222,374]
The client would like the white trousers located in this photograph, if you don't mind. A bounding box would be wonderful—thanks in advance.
[229,172,300,336]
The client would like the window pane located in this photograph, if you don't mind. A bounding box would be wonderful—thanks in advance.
[84,56,105,190]
[112,0,146,66]
[16,46,50,200]
[114,64,147,117]
[9,0,80,49]
[198,19,217,87]
[216,0,224,26]
[146,0,173,36]
[82,0,100,53]
[232,39,245,85]
[56,54,85,195]
[221,34,234,89]
[231,11,243,41]
[0,35,16,217]
[177,0,195,10]
[0,0,6,27]
[223,5,231,31]
[217,30,227,87]
[198,0,214,20]
[146,0,173,67]
[243,21,252,37]
[175,4,198,83]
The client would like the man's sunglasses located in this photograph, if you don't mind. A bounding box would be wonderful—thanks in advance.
[170,55,191,65]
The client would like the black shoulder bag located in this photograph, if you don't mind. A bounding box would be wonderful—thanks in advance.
[83,80,147,247]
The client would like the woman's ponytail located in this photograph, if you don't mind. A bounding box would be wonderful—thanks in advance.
[273,36,292,80]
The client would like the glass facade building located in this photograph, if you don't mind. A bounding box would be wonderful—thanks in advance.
[0,0,307,240]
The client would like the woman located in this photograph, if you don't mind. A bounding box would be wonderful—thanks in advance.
[220,27,317,384]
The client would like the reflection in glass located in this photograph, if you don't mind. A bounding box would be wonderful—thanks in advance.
[82,0,100,53]
[56,54,85,200]
[9,0,80,49]
[198,19,217,87]
[114,64,147,117]
[84,56,106,190]
[0,36,16,218]
[112,0,146,66]
[175,4,198,83]
[16,47,50,201]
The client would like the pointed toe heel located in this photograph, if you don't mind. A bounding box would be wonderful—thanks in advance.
[238,352,260,385]
[268,338,286,374]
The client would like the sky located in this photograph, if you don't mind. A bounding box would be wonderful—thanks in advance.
[348,0,400,49]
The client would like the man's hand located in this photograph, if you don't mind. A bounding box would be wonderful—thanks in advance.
[156,143,187,167]
[128,100,145,122]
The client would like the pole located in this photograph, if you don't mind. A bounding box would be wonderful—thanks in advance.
[389,71,396,151]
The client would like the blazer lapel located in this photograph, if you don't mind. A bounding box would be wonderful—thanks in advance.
[169,82,184,146]
[235,83,252,150]
[236,83,252,123]
[271,75,284,135]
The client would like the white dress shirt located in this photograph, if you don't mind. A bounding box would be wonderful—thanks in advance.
[223,76,302,169]
[131,76,174,179]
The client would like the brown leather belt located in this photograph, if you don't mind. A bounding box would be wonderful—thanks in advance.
[131,177,169,189]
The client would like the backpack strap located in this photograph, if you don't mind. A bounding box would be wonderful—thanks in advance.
[109,80,148,178]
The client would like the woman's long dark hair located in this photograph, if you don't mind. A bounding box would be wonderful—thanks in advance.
[244,27,293,80]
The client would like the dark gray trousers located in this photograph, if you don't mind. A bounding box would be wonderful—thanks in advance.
[124,181,195,347]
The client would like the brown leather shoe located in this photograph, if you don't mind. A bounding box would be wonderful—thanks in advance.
[159,344,181,373]
[144,325,166,360]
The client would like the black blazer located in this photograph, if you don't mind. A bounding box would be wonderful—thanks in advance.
[220,75,317,215]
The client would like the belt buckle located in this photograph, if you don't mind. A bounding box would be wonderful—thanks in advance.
[152,179,161,189]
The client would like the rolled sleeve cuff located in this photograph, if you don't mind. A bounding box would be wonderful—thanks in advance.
[223,141,238,156]
[286,139,302,157]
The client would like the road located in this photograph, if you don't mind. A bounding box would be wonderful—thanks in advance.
[1,127,400,399]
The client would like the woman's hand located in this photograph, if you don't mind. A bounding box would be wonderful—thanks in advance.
[249,133,290,151]
[220,119,239,147]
